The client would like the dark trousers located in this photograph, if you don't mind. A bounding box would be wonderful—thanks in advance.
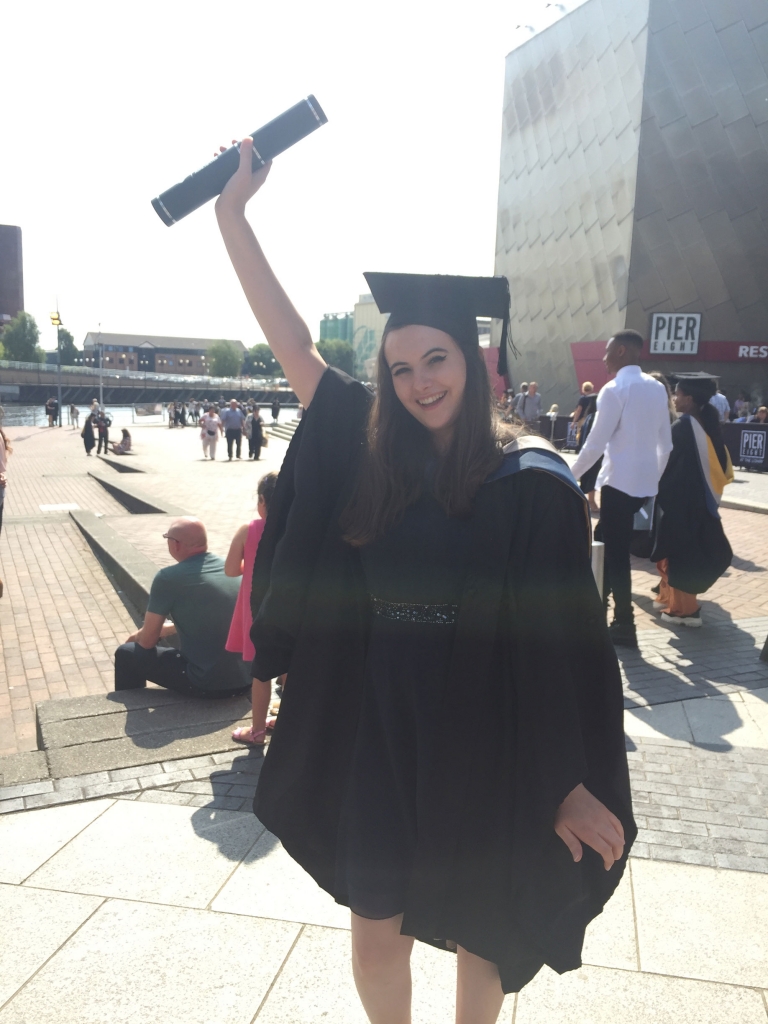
[97,430,109,454]
[248,435,262,459]
[595,485,645,625]
[225,429,242,459]
[114,642,249,698]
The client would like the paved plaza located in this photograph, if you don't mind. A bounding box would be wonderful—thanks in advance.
[0,420,767,1021]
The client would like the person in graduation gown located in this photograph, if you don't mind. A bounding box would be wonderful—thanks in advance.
[215,140,635,1024]
[651,373,733,629]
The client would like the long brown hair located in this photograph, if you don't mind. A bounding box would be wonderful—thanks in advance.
[341,325,513,546]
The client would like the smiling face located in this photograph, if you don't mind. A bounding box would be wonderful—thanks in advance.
[383,325,467,448]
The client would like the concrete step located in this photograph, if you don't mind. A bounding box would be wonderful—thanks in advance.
[36,688,252,779]
[267,418,300,442]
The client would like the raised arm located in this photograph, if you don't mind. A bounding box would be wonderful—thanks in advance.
[215,139,327,409]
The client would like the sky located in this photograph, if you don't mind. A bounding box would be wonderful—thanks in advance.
[0,0,576,352]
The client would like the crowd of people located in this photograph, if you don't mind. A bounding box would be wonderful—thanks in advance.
[196,398,267,461]
[567,335,734,642]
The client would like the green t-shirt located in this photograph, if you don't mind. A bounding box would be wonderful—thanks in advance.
[147,552,244,688]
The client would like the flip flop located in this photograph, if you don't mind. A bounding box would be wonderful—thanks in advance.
[232,727,267,746]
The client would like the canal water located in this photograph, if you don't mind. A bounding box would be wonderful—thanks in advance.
[0,404,297,428]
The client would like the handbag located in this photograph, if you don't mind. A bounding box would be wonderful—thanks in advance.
[262,434,269,447]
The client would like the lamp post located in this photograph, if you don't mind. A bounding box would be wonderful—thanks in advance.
[97,324,103,409]
[50,309,63,426]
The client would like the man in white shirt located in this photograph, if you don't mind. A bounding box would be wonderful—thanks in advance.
[709,387,730,423]
[571,330,673,648]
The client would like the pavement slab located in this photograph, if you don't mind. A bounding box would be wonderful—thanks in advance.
[0,899,300,1024]
[631,858,768,988]
[24,798,263,908]
[514,963,767,1024]
[0,798,113,884]
[0,884,103,1007]
[212,827,353,930]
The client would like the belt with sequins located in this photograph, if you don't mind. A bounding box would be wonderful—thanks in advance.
[370,596,458,625]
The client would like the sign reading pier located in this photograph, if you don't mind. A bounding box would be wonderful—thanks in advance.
[649,313,701,354]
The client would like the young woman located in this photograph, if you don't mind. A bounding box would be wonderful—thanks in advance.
[81,412,96,456]
[225,470,279,746]
[651,373,733,628]
[107,428,132,455]
[215,140,633,1023]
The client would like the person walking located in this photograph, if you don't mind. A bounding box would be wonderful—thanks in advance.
[214,141,634,1021]
[81,412,97,456]
[226,471,279,746]
[69,404,80,429]
[270,396,281,423]
[516,381,542,429]
[96,410,111,454]
[220,398,246,460]
[0,426,12,598]
[199,406,222,459]
[651,373,733,628]
[570,330,673,648]
[245,406,265,460]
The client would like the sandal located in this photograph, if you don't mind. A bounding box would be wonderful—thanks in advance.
[232,727,267,746]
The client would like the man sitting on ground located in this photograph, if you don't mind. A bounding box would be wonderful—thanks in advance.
[114,517,250,697]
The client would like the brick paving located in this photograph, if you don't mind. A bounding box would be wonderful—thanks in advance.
[629,738,768,872]
[0,520,136,755]
[620,617,768,708]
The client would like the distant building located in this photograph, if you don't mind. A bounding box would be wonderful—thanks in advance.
[495,0,768,408]
[319,312,354,342]
[81,333,245,375]
[353,294,389,379]
[0,225,23,330]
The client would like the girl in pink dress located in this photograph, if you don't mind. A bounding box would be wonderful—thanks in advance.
[225,471,278,746]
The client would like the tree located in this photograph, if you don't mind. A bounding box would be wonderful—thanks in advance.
[242,342,282,377]
[207,339,243,377]
[57,327,80,366]
[316,339,354,376]
[1,311,45,363]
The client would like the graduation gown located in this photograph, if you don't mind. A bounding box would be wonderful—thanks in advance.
[651,415,733,595]
[249,368,635,994]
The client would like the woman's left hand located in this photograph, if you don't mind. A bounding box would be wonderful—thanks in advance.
[554,783,625,870]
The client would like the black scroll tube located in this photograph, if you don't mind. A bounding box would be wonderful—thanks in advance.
[151,95,328,226]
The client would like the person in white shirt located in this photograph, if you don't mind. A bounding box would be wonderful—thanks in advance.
[709,387,730,423]
[199,408,223,460]
[570,330,673,647]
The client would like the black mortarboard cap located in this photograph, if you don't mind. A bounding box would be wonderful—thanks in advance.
[670,370,719,399]
[363,272,516,377]
[670,371,720,381]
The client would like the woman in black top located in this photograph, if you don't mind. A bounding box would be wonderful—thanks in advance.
[215,141,633,1023]
[81,413,96,456]
[571,383,600,511]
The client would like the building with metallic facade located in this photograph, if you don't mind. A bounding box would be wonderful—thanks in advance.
[495,0,768,410]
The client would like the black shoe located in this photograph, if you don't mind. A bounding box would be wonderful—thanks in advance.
[608,622,638,648]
